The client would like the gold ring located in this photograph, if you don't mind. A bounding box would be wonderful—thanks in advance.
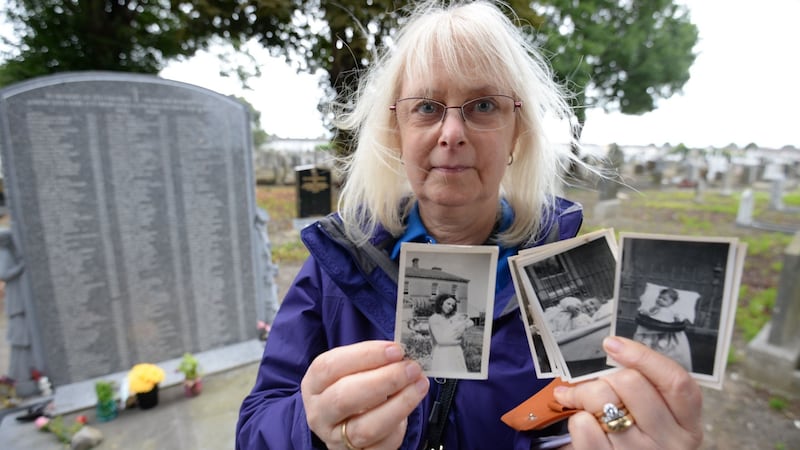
[341,420,361,450]
[601,414,635,433]
[596,402,635,433]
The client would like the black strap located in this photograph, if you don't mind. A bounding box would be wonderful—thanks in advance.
[425,378,458,450]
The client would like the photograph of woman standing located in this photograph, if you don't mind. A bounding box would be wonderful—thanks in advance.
[428,294,474,373]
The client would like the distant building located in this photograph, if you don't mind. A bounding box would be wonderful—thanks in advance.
[403,258,469,313]
[261,137,330,154]
[254,138,334,184]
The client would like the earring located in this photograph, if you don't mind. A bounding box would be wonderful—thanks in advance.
[507,153,514,165]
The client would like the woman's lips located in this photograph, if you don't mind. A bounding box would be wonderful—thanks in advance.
[432,165,469,173]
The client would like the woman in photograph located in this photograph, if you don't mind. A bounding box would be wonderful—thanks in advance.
[633,287,694,371]
[237,1,703,449]
[428,293,474,372]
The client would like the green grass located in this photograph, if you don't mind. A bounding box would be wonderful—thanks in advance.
[735,286,777,341]
[271,240,309,264]
[768,396,788,412]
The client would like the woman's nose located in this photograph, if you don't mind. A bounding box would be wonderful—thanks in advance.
[438,108,467,146]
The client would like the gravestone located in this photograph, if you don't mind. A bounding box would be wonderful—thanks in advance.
[0,72,274,389]
[593,144,623,220]
[694,177,706,203]
[745,231,800,396]
[736,189,754,227]
[293,164,332,230]
[0,228,42,396]
[720,165,735,196]
[740,165,757,186]
[762,162,785,181]
[769,178,785,211]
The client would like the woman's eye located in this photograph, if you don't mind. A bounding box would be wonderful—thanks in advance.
[416,101,440,115]
[473,99,496,113]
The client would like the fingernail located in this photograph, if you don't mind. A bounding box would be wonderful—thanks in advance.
[553,386,568,396]
[385,344,404,361]
[405,361,422,380]
[603,336,623,354]
[415,377,429,394]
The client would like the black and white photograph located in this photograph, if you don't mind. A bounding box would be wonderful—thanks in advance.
[509,255,557,378]
[610,232,746,389]
[513,229,618,382]
[394,242,498,380]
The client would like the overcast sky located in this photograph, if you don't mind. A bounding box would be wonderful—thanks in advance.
[160,0,800,149]
[3,1,796,148]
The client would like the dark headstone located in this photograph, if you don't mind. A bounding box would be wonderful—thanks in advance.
[295,165,332,218]
[0,72,268,386]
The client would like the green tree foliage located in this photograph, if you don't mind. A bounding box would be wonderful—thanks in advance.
[232,95,269,148]
[0,0,279,142]
[1,0,698,149]
[0,0,294,86]
[247,0,697,147]
[512,0,698,134]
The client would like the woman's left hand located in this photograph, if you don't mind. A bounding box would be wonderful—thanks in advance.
[553,336,703,450]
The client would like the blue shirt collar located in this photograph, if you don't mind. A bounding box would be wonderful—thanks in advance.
[390,199,517,292]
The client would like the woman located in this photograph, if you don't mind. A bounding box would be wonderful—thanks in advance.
[237,1,703,449]
[428,294,473,373]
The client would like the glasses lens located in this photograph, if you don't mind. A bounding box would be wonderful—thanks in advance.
[394,98,445,128]
[462,96,516,131]
[393,95,518,130]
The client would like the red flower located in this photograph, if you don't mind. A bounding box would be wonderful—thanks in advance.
[75,415,88,425]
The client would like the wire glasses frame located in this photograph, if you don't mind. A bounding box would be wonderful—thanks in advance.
[390,95,522,131]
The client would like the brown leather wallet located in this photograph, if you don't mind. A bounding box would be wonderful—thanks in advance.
[501,378,585,431]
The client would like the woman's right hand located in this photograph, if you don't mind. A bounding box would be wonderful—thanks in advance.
[301,341,430,449]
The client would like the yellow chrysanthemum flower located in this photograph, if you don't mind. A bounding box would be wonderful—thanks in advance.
[128,363,165,394]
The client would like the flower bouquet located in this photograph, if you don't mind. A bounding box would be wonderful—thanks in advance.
[128,364,165,409]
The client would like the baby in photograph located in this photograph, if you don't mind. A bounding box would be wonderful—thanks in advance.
[634,286,693,372]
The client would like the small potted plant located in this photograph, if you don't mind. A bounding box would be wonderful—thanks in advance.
[0,376,17,408]
[94,380,117,422]
[177,353,203,397]
[128,363,165,409]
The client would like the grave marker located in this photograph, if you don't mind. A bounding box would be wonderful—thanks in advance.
[293,165,332,230]
[745,232,800,396]
[0,72,272,388]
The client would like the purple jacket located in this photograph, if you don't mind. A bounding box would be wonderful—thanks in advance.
[237,198,583,449]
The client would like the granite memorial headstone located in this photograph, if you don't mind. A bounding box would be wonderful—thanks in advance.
[0,72,275,387]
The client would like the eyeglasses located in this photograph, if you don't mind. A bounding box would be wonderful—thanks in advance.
[390,95,522,131]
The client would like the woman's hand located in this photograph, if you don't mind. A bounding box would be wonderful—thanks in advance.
[301,341,430,449]
[554,336,703,450]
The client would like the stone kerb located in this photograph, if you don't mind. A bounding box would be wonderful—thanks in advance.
[0,72,271,394]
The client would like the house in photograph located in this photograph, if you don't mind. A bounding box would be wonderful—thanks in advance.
[402,258,469,316]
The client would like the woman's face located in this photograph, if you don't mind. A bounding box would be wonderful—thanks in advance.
[442,297,457,314]
[395,64,518,210]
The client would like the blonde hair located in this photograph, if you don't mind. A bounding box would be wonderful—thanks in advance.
[334,0,580,246]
